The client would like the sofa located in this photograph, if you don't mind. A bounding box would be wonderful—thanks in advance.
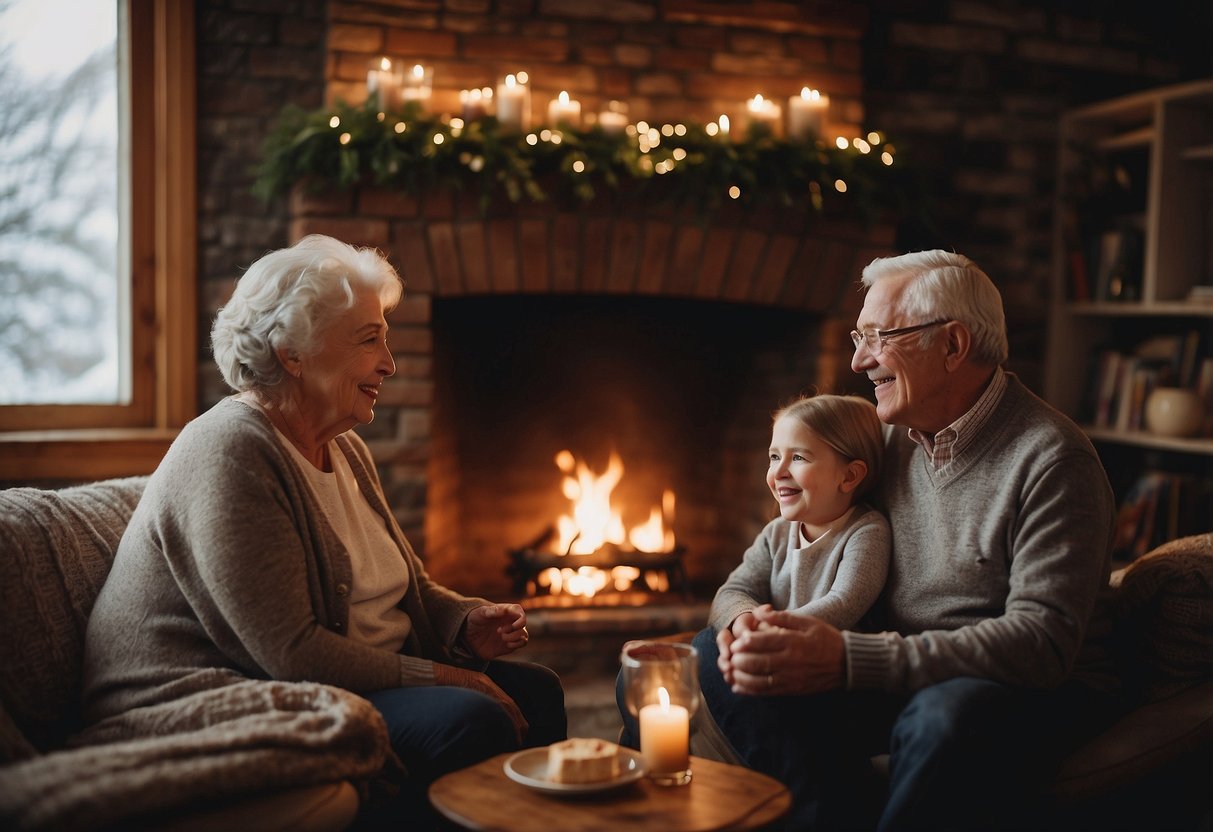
[0,477,394,832]
[683,533,1213,830]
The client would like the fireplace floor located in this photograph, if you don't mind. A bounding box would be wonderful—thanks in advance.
[507,601,710,741]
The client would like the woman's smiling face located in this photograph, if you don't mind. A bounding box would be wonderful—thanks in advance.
[295,284,395,441]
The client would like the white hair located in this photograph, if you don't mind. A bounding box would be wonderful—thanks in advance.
[211,235,403,392]
[860,250,1008,365]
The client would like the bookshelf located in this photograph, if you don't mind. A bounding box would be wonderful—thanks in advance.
[1047,79,1213,562]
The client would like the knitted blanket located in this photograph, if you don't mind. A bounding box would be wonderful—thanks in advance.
[0,679,395,831]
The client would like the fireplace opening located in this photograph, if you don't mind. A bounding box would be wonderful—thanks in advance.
[424,293,829,603]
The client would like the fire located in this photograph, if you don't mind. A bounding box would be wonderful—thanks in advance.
[552,450,675,556]
[537,449,676,601]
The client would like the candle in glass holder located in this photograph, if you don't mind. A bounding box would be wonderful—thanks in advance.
[547,90,582,128]
[639,686,689,776]
[746,94,781,135]
[496,72,530,132]
[367,57,402,111]
[597,100,629,134]
[787,86,828,140]
[460,87,493,121]
[401,63,433,107]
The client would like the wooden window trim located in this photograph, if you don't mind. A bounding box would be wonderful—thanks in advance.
[0,0,196,482]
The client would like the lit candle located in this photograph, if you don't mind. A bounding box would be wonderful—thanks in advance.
[547,90,582,128]
[597,100,629,135]
[638,686,689,776]
[401,63,433,107]
[460,87,493,121]
[495,72,530,132]
[787,86,829,141]
[746,93,781,136]
[366,57,402,111]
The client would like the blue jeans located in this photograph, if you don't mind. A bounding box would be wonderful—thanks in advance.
[362,659,566,829]
[619,628,1110,831]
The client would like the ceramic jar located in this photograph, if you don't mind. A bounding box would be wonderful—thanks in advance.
[1144,387,1205,438]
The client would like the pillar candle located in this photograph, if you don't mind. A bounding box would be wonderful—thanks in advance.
[496,73,530,132]
[597,100,629,134]
[547,90,582,128]
[401,63,432,107]
[746,94,781,136]
[787,87,829,140]
[638,687,689,774]
[460,87,492,121]
[366,57,401,111]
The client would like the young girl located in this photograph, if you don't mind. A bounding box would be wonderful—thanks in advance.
[710,393,890,636]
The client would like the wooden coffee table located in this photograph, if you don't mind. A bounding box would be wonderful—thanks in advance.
[429,752,791,831]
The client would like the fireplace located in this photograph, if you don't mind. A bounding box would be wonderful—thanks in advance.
[425,292,834,603]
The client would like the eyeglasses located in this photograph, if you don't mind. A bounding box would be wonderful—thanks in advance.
[849,319,950,355]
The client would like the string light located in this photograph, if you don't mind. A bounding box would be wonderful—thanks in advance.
[257,98,904,214]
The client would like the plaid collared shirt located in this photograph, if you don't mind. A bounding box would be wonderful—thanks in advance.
[908,368,1007,472]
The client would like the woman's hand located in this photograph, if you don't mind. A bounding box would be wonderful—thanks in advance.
[725,608,846,696]
[462,603,529,660]
[433,663,529,743]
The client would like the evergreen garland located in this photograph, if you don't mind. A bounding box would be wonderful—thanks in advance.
[254,99,915,219]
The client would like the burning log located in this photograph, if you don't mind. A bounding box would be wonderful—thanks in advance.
[507,528,690,602]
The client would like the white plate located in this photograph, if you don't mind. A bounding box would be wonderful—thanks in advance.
[503,746,645,795]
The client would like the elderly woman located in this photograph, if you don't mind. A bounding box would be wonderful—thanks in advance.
[82,234,566,822]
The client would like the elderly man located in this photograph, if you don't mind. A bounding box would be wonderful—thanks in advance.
[699,250,1118,830]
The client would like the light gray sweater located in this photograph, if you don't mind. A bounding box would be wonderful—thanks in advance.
[843,375,1116,694]
[82,397,487,725]
[710,507,891,631]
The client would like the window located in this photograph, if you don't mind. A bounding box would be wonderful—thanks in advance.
[0,0,195,481]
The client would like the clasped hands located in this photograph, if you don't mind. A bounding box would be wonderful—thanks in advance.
[717,604,847,696]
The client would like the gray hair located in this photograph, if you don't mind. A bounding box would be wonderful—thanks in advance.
[211,235,404,392]
[860,250,1008,365]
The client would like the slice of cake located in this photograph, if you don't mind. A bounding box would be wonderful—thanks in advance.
[547,737,623,784]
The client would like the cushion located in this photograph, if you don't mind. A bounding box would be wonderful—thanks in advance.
[1113,533,1213,704]
[0,477,147,757]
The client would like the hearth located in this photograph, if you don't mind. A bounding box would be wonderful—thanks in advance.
[424,294,832,601]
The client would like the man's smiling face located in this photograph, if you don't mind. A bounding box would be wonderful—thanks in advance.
[850,275,949,431]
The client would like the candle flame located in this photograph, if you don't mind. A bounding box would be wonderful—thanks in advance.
[411,64,424,78]
[658,686,670,710]
[379,57,391,71]
[505,73,517,88]
[558,90,570,104]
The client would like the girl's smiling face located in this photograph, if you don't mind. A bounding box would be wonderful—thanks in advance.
[767,414,863,540]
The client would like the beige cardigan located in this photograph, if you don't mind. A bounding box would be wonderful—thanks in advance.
[82,396,487,725]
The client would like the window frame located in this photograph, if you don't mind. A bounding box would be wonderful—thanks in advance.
[0,0,196,481]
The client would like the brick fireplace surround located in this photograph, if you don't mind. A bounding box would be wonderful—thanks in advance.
[282,1,898,600]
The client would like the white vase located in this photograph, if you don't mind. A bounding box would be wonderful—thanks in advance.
[1144,387,1205,438]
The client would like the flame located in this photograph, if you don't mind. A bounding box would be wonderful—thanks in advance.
[543,450,676,599]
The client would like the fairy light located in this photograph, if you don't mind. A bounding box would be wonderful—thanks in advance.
[394,122,406,133]
[339,132,351,144]
[526,133,538,145]
[868,131,882,144]
[706,122,719,137]
[834,179,847,192]
[728,185,741,199]
[854,138,871,153]
[882,151,894,165]
[329,116,340,128]
[433,134,444,145]
[572,159,585,173]
[835,136,848,150]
